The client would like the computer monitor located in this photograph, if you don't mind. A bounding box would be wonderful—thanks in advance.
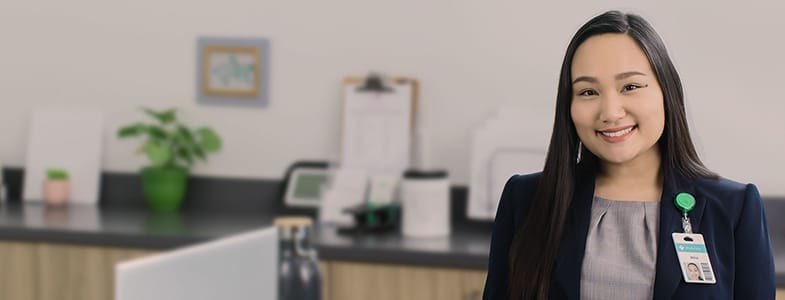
[115,227,278,300]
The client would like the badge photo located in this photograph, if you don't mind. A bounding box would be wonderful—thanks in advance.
[673,233,717,284]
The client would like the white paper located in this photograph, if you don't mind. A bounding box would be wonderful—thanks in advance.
[318,168,368,226]
[367,175,399,205]
[340,81,412,177]
[24,111,103,204]
[410,127,432,171]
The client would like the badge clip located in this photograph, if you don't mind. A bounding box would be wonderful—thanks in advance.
[672,192,716,284]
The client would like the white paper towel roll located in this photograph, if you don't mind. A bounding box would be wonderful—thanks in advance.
[401,175,450,237]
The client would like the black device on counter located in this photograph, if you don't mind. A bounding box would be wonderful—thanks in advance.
[337,202,399,235]
[281,161,330,208]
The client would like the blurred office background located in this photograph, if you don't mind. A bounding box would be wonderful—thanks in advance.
[1,0,782,195]
[2,1,785,300]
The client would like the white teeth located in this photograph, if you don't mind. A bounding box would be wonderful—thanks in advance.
[600,127,634,137]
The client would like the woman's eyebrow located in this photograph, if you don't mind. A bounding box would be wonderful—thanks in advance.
[615,71,646,80]
[572,76,597,84]
[572,71,647,84]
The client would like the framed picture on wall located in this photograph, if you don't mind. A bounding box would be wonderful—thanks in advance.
[196,37,269,107]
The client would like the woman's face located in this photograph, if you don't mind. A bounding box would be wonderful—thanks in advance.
[570,33,665,166]
[688,263,701,280]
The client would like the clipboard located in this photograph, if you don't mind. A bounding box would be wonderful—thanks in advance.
[319,75,418,225]
[339,74,419,177]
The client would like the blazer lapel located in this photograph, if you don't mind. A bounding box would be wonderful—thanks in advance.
[552,171,595,300]
[652,173,705,300]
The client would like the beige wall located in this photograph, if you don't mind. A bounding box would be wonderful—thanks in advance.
[0,0,783,195]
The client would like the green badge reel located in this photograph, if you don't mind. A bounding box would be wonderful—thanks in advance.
[675,192,696,233]
[675,193,695,215]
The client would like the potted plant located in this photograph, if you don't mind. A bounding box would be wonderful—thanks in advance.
[117,107,222,212]
[43,168,69,206]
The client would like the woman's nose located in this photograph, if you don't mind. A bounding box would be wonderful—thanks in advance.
[598,94,626,123]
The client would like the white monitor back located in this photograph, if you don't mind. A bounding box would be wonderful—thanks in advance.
[115,227,278,300]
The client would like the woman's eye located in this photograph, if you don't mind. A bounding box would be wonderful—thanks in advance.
[622,84,643,92]
[578,89,597,96]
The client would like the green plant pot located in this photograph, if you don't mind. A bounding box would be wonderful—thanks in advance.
[140,166,187,213]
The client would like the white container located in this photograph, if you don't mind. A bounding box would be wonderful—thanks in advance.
[401,171,450,238]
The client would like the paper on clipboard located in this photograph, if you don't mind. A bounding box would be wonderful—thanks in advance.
[318,168,368,226]
[340,80,413,178]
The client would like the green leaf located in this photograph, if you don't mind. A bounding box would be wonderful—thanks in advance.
[117,123,144,138]
[193,146,206,161]
[120,107,221,169]
[141,107,177,124]
[177,147,194,166]
[146,126,168,140]
[174,126,205,161]
[176,126,197,144]
[145,140,171,167]
[46,168,69,180]
[197,127,222,152]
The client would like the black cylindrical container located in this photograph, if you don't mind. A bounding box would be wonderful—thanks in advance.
[275,217,321,300]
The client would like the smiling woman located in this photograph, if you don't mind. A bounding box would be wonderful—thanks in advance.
[482,10,775,300]
[571,33,665,161]
[570,33,666,202]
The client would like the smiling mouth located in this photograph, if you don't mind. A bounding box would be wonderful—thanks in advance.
[599,125,636,137]
[596,125,638,142]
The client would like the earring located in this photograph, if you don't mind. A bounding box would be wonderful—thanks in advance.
[576,140,583,164]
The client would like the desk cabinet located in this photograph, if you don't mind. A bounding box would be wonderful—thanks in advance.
[323,260,485,300]
[36,243,153,300]
[2,241,486,300]
[0,241,37,300]
[5,241,785,300]
[0,241,154,300]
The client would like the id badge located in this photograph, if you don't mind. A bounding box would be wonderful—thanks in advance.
[672,233,716,284]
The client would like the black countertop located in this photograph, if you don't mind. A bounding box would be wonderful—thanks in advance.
[0,202,491,270]
[2,200,785,286]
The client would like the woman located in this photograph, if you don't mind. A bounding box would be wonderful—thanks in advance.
[686,263,703,281]
[483,10,774,300]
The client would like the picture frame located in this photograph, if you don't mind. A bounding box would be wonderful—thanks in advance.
[196,37,270,107]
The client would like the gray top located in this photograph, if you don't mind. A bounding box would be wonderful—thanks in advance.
[580,197,660,300]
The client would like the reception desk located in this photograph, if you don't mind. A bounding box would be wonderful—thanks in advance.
[1,166,783,300]
[0,203,488,300]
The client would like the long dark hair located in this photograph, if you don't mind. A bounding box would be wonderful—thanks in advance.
[507,11,716,299]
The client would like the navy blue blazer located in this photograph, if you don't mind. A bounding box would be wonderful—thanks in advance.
[483,171,775,299]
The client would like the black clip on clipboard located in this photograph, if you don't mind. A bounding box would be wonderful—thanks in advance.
[355,73,395,93]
